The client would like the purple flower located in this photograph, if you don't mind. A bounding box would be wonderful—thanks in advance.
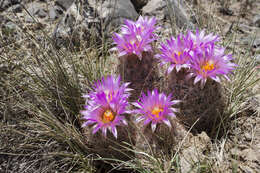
[132,89,180,132]
[81,75,131,138]
[155,34,193,73]
[188,29,219,51]
[85,75,132,105]
[134,16,158,38]
[188,44,237,87]
[112,16,158,58]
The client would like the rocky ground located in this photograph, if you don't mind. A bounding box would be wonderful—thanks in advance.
[0,0,260,172]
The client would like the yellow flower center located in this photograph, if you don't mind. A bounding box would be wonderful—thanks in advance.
[171,51,182,64]
[202,61,215,71]
[130,39,136,45]
[172,51,182,57]
[151,107,164,118]
[102,110,115,123]
[129,38,140,49]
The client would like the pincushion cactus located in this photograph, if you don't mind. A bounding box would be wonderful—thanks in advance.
[112,16,159,101]
[132,89,183,154]
[156,30,237,134]
[81,75,135,161]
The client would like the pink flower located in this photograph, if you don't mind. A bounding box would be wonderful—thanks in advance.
[112,16,158,58]
[81,75,131,138]
[155,33,193,73]
[132,89,180,132]
[188,44,237,87]
[188,29,219,51]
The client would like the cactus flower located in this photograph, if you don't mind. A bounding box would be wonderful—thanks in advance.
[132,89,180,132]
[81,75,131,138]
[155,34,193,73]
[112,16,158,58]
[188,44,237,87]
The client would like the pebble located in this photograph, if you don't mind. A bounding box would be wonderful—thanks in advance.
[55,0,74,10]
[37,9,47,18]
[49,7,57,19]
[5,21,17,30]
[253,14,260,27]
[245,133,252,141]
[7,4,22,13]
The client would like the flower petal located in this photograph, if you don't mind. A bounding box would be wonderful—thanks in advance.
[151,122,157,132]
[112,127,118,139]
[163,119,172,128]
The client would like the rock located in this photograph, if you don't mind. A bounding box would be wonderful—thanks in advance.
[49,7,58,20]
[179,132,211,173]
[24,2,47,22]
[219,7,233,16]
[131,0,148,10]
[5,21,17,30]
[53,1,101,48]
[245,133,252,141]
[253,14,260,27]
[241,148,260,162]
[53,0,138,48]
[0,0,21,11]
[256,54,260,62]
[26,2,42,15]
[7,4,22,13]
[142,0,194,29]
[37,9,47,18]
[89,0,138,29]
[55,0,74,10]
[25,15,34,23]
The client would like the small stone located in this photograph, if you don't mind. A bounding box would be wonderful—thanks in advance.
[49,7,58,20]
[131,0,148,10]
[55,0,74,10]
[93,0,138,28]
[219,7,233,16]
[5,21,17,30]
[179,132,210,173]
[27,2,41,16]
[55,6,64,15]
[8,4,22,13]
[242,148,260,162]
[25,15,34,23]
[245,133,252,141]
[256,54,260,62]
[0,0,20,11]
[37,9,47,18]
[253,14,260,27]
